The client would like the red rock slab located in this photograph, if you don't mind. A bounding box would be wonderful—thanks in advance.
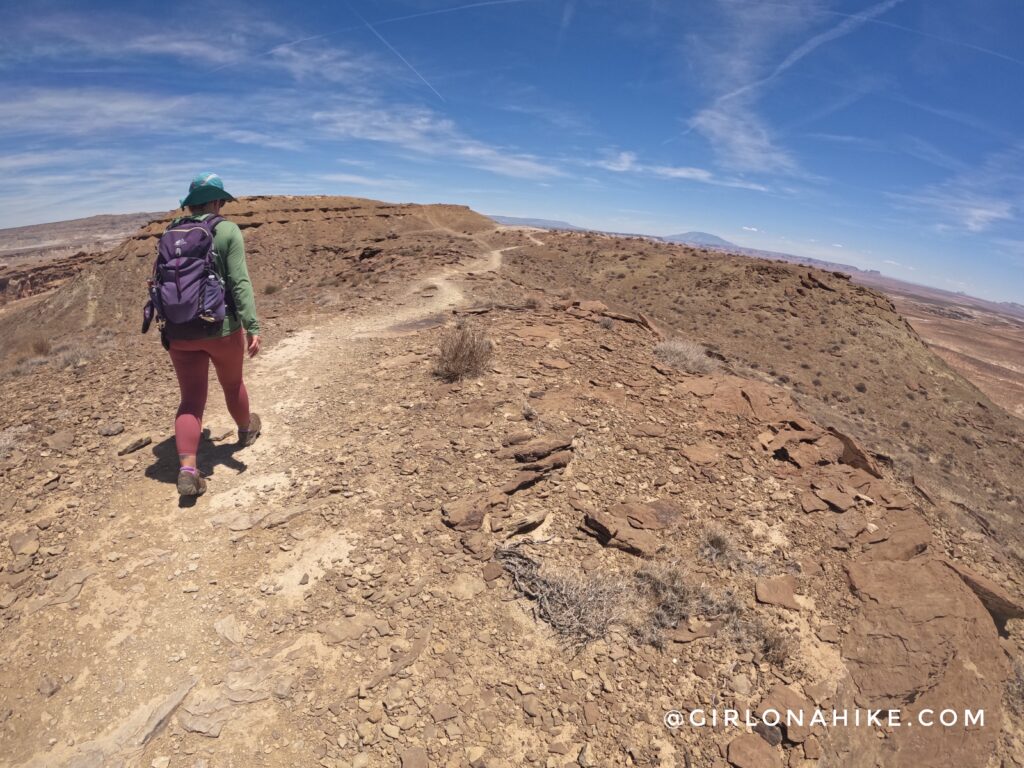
[836,558,1007,768]
[755,684,815,743]
[582,508,660,557]
[940,558,1024,631]
[800,492,829,513]
[442,491,508,531]
[814,486,855,512]
[755,575,801,611]
[630,423,667,438]
[497,433,576,461]
[540,358,572,370]
[680,442,719,465]
[614,500,680,530]
[727,733,782,768]
[513,324,561,340]
[676,377,719,397]
[858,509,931,561]
[577,300,608,313]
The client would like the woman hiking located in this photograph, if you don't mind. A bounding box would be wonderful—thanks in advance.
[149,172,262,497]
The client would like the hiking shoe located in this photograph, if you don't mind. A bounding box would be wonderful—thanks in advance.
[238,413,262,447]
[176,469,207,497]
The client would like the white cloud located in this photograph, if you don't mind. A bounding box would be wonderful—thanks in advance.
[314,101,562,180]
[593,150,768,191]
[742,225,758,232]
[832,243,844,248]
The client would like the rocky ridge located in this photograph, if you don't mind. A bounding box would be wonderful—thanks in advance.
[0,197,1021,767]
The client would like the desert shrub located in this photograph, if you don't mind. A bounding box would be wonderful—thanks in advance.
[654,338,718,375]
[699,527,733,563]
[434,321,493,382]
[523,294,542,309]
[11,357,47,377]
[633,561,742,647]
[31,338,51,356]
[57,346,93,369]
[599,316,614,330]
[0,425,30,458]
[264,284,281,295]
[496,547,631,647]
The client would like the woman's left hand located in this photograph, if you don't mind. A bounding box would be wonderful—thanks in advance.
[247,333,261,358]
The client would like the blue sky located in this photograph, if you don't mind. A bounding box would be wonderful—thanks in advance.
[1,0,1022,302]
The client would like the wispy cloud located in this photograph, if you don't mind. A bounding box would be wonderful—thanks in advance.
[314,100,561,179]
[890,141,1024,233]
[684,0,904,176]
[592,150,768,191]
[743,225,758,231]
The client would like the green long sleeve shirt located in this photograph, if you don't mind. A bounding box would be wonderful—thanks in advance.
[169,214,260,337]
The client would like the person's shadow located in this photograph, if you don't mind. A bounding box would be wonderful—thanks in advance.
[145,433,248,508]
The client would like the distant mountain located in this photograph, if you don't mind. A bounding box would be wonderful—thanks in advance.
[663,231,738,248]
[487,215,585,231]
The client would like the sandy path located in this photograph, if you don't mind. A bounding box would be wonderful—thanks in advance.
[5,231,507,768]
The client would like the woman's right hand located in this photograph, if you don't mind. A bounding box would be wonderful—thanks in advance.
[247,333,261,358]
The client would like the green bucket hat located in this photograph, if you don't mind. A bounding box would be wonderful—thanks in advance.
[179,172,237,208]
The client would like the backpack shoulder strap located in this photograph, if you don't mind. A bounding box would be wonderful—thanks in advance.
[203,214,225,233]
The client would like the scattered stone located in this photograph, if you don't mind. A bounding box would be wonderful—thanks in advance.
[756,685,814,742]
[582,506,660,557]
[177,711,222,738]
[99,422,125,437]
[680,443,718,465]
[753,721,782,747]
[320,613,371,645]
[38,675,60,697]
[117,436,152,456]
[755,575,801,611]
[449,574,486,601]
[430,702,459,722]
[442,492,508,532]
[400,747,429,768]
[44,430,75,452]
[578,743,599,767]
[213,614,246,645]
[9,530,39,557]
[482,562,504,582]
[814,487,854,512]
[727,733,781,768]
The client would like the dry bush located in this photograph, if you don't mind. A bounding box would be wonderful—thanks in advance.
[264,284,281,295]
[51,342,94,370]
[654,338,718,374]
[599,316,615,330]
[523,293,543,309]
[699,526,733,563]
[31,338,51,356]
[10,357,47,377]
[434,321,493,382]
[0,425,30,458]
[496,548,632,647]
[730,617,794,668]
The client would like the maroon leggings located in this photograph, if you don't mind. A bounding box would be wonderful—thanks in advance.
[168,329,251,458]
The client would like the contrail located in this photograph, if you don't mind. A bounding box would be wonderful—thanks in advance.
[210,0,530,74]
[376,0,530,26]
[348,4,445,102]
[719,0,1024,68]
[718,0,906,104]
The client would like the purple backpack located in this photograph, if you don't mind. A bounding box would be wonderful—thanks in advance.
[143,215,228,336]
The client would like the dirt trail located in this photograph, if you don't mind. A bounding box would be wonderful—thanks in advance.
[5,230,508,768]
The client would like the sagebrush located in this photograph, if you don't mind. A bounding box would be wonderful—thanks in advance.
[434,321,493,382]
[654,338,718,374]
